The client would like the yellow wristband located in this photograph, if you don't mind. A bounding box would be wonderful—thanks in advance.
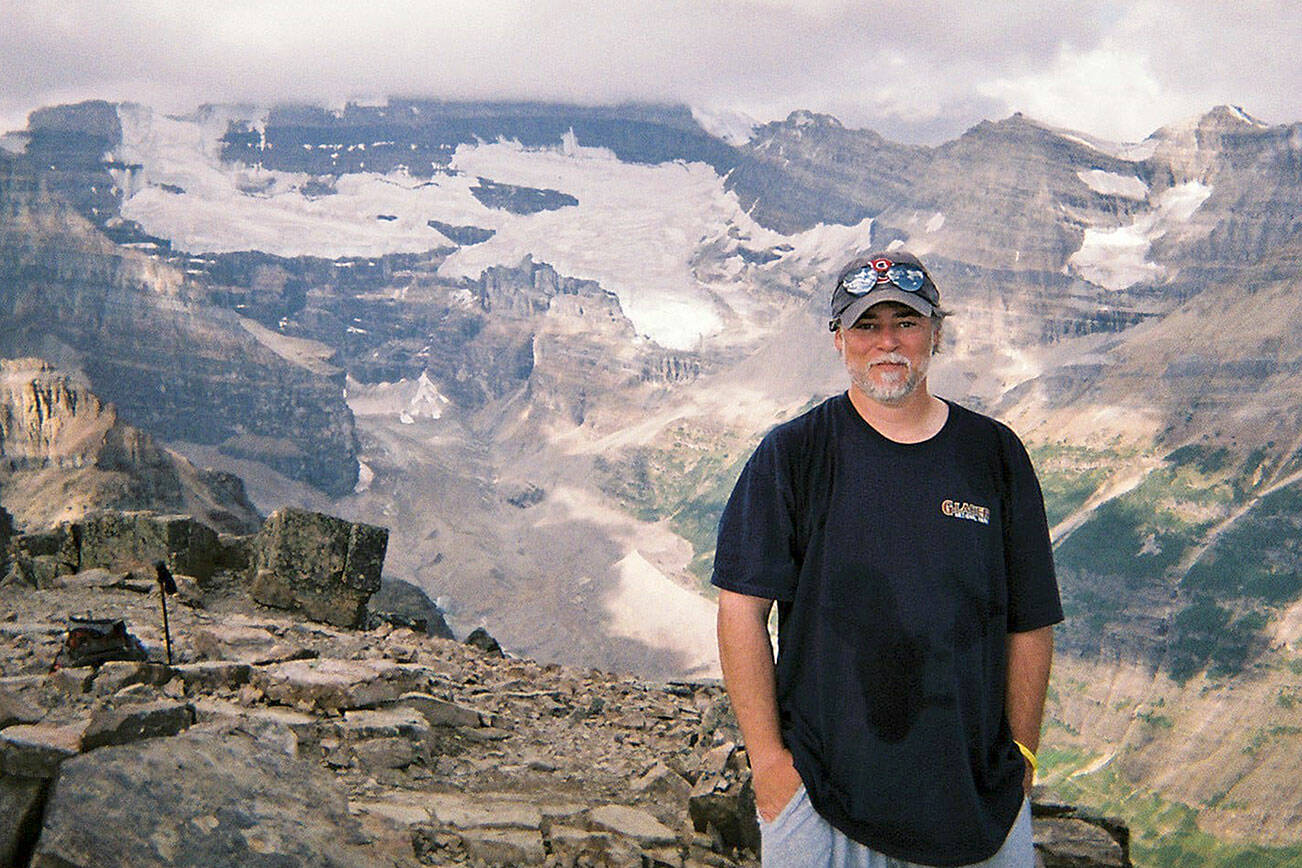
[1014,740,1038,776]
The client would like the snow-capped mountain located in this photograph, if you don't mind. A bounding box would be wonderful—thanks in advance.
[6,97,1302,855]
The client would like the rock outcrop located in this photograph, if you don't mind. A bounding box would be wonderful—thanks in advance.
[0,358,261,534]
[0,147,361,496]
[3,510,222,590]
[0,509,1131,868]
[250,507,388,629]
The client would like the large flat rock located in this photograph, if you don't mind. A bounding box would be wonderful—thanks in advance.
[30,730,376,868]
[250,658,428,711]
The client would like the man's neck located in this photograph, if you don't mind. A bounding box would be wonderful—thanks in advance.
[846,383,948,444]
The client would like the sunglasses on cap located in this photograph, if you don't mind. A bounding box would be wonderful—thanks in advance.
[839,259,930,295]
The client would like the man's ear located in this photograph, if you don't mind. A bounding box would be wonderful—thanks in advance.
[931,320,943,355]
[833,326,844,353]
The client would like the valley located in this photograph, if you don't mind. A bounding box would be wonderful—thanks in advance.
[5,96,1302,863]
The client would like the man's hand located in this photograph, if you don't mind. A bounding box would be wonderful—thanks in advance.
[752,748,804,822]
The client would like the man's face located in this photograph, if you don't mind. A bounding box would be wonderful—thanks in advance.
[833,301,938,404]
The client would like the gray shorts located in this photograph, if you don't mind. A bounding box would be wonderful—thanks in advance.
[758,787,1036,868]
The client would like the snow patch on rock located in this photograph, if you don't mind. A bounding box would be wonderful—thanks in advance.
[346,373,450,422]
[1077,170,1148,200]
[1069,181,1212,290]
[110,105,838,352]
[689,105,758,146]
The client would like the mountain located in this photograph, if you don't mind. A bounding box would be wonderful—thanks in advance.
[0,103,360,497]
[4,97,1302,863]
[0,358,260,533]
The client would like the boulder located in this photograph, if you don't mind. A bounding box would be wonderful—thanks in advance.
[76,511,219,583]
[465,626,504,656]
[250,507,388,628]
[250,658,426,712]
[399,692,487,728]
[1033,803,1131,868]
[172,661,253,693]
[0,775,47,868]
[548,826,643,867]
[588,804,680,847]
[632,760,693,804]
[192,622,309,665]
[367,577,455,638]
[8,528,78,584]
[459,827,547,865]
[81,700,196,750]
[427,794,543,830]
[688,771,759,855]
[0,722,86,778]
[90,661,174,696]
[0,684,43,728]
[30,730,374,868]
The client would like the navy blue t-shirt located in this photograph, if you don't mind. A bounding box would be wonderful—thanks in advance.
[712,394,1063,866]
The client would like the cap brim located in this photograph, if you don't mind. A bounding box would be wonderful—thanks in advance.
[836,289,935,328]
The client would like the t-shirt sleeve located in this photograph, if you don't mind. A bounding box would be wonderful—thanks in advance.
[710,429,802,602]
[999,426,1064,632]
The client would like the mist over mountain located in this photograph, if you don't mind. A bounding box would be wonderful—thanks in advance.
[4,97,1302,862]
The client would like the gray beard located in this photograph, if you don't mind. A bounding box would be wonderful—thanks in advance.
[850,351,929,404]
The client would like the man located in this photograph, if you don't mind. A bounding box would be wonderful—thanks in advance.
[713,250,1062,867]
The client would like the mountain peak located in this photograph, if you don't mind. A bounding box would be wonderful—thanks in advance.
[784,109,844,129]
[1154,104,1271,143]
[1200,104,1269,130]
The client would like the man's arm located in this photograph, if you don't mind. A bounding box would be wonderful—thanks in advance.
[717,588,804,821]
[1006,625,1054,795]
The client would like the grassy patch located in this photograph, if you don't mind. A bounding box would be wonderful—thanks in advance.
[1055,498,1189,583]
[1182,483,1302,606]
[592,421,761,589]
[1165,602,1271,683]
[1167,443,1232,475]
[1137,710,1175,729]
[1037,742,1095,777]
[1054,766,1302,868]
[1028,444,1121,528]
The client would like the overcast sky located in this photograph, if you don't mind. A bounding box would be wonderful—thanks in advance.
[3,0,1299,144]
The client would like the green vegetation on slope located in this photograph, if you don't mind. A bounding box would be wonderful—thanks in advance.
[592,419,758,589]
[1028,443,1120,528]
[1048,765,1302,868]
[1049,444,1299,682]
[1182,484,1302,606]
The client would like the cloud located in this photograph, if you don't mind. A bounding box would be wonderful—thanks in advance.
[979,45,1176,142]
[0,0,1298,143]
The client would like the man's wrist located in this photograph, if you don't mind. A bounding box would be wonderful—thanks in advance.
[1014,740,1038,776]
[748,745,793,774]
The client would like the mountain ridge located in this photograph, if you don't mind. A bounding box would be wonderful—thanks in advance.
[4,95,1302,863]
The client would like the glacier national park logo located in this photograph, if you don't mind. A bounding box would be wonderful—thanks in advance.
[941,499,991,525]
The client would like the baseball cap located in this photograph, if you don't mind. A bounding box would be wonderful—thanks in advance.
[828,251,940,331]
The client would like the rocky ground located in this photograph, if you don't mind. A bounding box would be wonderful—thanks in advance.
[0,512,1131,867]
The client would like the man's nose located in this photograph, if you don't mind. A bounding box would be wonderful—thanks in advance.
[875,325,901,348]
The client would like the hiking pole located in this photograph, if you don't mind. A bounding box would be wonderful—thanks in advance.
[154,560,177,665]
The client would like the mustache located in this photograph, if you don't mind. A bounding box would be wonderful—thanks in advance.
[869,353,911,368]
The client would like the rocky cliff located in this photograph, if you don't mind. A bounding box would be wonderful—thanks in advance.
[0,358,260,534]
[0,508,1129,868]
[0,128,360,496]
